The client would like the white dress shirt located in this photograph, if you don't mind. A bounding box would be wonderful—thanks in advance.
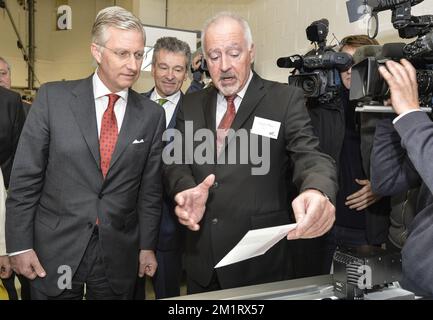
[150,89,181,128]
[93,71,128,136]
[216,71,253,127]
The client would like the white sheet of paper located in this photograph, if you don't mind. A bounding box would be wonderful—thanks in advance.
[251,116,281,140]
[215,223,297,268]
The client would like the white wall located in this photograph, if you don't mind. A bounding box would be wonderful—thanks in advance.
[1,0,432,90]
[0,0,132,89]
[166,0,433,83]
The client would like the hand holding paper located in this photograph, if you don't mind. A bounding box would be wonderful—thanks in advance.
[287,189,335,240]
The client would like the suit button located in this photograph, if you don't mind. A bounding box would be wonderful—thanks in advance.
[213,182,219,189]
[98,193,103,199]
[87,222,93,229]
[212,218,218,225]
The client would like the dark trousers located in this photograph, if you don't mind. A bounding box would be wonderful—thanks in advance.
[153,249,182,298]
[291,235,330,278]
[187,271,221,295]
[2,273,31,300]
[31,227,131,300]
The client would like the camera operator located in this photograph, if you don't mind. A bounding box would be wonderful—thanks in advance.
[311,35,391,273]
[370,58,433,296]
[185,48,212,94]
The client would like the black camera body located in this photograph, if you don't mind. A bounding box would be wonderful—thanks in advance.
[191,55,210,77]
[277,19,352,103]
[198,56,209,75]
[403,31,433,60]
[351,52,433,107]
[350,0,433,108]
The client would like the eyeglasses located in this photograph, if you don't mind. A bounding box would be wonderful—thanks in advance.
[98,44,146,61]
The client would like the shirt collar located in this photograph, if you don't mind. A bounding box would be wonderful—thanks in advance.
[92,70,128,101]
[151,89,181,105]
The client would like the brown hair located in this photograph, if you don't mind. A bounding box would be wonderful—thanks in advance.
[91,6,145,46]
[152,36,191,68]
[339,34,379,51]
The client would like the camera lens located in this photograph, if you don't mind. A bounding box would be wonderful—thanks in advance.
[301,76,318,96]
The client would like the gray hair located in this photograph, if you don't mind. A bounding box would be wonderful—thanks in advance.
[91,6,145,46]
[201,12,253,57]
[152,36,192,68]
[0,57,11,72]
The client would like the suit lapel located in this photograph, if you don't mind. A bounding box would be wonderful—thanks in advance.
[204,87,218,133]
[107,90,142,174]
[231,73,265,132]
[69,76,101,169]
[202,87,218,162]
[168,93,183,129]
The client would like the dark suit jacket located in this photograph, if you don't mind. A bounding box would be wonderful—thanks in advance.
[370,112,433,296]
[359,112,391,243]
[6,76,165,296]
[307,97,389,245]
[0,86,25,188]
[163,73,338,289]
[144,89,183,251]
[22,102,31,118]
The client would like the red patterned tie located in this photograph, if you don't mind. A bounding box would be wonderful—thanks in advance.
[100,93,120,178]
[216,95,236,155]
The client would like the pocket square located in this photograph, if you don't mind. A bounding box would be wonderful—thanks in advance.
[133,139,145,144]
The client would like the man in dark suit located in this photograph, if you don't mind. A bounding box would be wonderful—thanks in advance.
[135,36,190,299]
[163,12,338,294]
[5,6,165,300]
[0,86,25,188]
[370,59,433,297]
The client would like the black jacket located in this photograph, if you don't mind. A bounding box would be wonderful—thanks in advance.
[163,73,337,289]
[307,92,389,244]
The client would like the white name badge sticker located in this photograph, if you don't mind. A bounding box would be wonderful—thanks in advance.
[251,117,281,140]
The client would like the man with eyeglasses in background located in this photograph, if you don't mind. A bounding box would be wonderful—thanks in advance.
[5,6,165,300]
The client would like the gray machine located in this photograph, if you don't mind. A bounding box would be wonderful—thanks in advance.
[332,246,414,300]
[171,246,415,300]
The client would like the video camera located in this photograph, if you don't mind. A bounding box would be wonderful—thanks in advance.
[348,0,433,108]
[193,56,209,76]
[277,19,353,103]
